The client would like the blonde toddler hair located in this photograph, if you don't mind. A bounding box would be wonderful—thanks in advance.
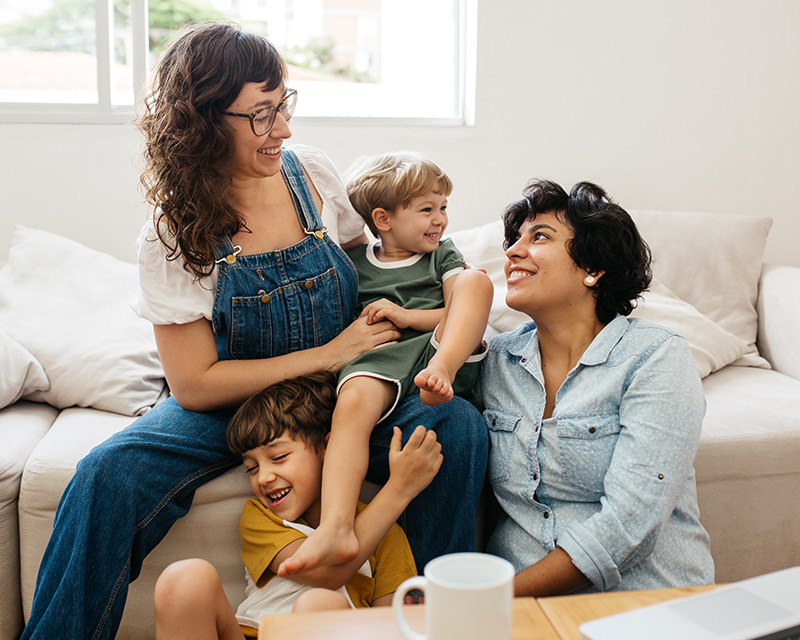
[346,152,453,236]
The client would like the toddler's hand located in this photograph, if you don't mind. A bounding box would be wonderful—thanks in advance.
[361,298,410,328]
[387,426,443,500]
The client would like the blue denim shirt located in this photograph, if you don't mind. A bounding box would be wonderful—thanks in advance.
[475,315,714,592]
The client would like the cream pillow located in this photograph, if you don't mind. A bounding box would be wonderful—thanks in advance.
[629,210,772,367]
[630,279,749,378]
[0,327,50,408]
[0,226,166,416]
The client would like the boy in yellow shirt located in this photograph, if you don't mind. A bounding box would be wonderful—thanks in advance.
[153,372,442,639]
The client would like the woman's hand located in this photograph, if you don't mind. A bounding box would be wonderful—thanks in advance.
[322,314,401,371]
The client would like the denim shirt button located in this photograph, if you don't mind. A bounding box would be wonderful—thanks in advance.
[304,280,314,289]
[258,290,270,303]
[588,427,596,434]
[520,357,528,364]
[543,511,550,519]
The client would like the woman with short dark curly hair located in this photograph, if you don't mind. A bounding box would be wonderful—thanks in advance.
[476,179,714,596]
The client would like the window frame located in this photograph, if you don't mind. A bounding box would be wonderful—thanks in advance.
[0,0,476,127]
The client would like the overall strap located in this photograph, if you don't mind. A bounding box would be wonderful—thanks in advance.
[280,148,325,235]
[212,235,240,266]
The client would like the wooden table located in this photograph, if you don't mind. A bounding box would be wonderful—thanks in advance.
[259,596,562,639]
[537,584,718,640]
[258,585,719,640]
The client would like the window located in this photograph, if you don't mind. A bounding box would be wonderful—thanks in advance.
[0,0,475,124]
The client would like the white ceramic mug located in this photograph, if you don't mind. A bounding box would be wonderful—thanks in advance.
[392,552,515,640]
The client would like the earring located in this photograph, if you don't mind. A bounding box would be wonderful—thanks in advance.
[584,275,596,285]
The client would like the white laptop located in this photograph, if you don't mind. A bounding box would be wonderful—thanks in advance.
[579,567,800,640]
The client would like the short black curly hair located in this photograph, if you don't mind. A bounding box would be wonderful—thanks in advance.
[502,179,652,324]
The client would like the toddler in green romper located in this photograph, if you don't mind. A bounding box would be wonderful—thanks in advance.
[278,152,493,578]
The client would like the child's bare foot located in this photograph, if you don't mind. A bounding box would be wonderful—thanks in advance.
[414,364,455,406]
[277,524,359,577]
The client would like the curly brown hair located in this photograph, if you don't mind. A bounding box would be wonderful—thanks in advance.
[226,372,337,456]
[137,22,287,279]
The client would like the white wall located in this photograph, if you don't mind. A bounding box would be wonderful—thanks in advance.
[2,0,799,267]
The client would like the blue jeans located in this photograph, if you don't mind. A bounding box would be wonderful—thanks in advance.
[21,394,486,639]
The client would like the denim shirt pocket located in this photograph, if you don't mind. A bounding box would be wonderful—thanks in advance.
[484,408,522,485]
[557,414,621,495]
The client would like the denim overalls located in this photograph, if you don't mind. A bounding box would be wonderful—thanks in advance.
[22,149,487,640]
[212,149,357,361]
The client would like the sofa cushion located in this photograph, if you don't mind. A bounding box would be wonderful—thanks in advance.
[0,328,49,409]
[0,401,58,640]
[18,407,251,638]
[695,366,800,582]
[628,279,749,378]
[0,226,166,416]
[628,210,772,367]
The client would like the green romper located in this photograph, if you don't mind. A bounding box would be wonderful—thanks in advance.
[340,239,486,420]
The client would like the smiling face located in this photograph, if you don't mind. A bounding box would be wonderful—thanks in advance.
[504,212,594,319]
[225,82,292,181]
[378,188,449,258]
[242,435,326,526]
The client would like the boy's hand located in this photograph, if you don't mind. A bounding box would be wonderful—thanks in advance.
[361,298,411,328]
[387,425,443,501]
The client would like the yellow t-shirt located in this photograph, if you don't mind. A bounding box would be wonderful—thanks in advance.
[237,498,417,635]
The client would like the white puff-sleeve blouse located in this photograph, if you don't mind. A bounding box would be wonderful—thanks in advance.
[133,145,364,326]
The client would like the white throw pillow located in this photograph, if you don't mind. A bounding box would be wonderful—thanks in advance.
[0,327,50,408]
[0,226,166,416]
[448,219,752,378]
[630,279,749,378]
[628,210,772,366]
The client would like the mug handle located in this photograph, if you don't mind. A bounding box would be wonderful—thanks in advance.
[392,576,427,640]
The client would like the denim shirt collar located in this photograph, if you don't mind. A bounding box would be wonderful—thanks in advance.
[506,315,629,369]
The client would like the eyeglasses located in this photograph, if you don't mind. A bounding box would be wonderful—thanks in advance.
[223,88,298,136]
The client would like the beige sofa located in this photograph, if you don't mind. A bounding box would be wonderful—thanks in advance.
[1,209,799,639]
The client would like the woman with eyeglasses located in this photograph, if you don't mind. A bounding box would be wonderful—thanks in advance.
[21,22,487,640]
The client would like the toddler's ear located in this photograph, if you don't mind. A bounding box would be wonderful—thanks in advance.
[372,207,392,232]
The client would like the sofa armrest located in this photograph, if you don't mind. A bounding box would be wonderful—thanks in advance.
[756,263,800,380]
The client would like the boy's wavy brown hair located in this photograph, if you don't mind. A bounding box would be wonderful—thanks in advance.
[137,22,287,279]
[227,372,337,456]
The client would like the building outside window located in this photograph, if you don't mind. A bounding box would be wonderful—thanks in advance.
[0,0,473,124]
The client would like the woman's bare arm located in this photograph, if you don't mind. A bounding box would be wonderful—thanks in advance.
[512,548,591,597]
[154,316,400,412]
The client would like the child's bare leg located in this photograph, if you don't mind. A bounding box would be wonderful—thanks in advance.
[154,559,244,640]
[415,269,493,406]
[278,376,396,576]
[292,588,351,613]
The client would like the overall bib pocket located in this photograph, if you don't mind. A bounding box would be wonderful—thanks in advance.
[229,267,345,360]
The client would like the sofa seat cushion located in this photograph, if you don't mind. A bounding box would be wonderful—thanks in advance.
[18,406,252,638]
[695,366,800,582]
[0,401,58,640]
[698,366,800,479]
